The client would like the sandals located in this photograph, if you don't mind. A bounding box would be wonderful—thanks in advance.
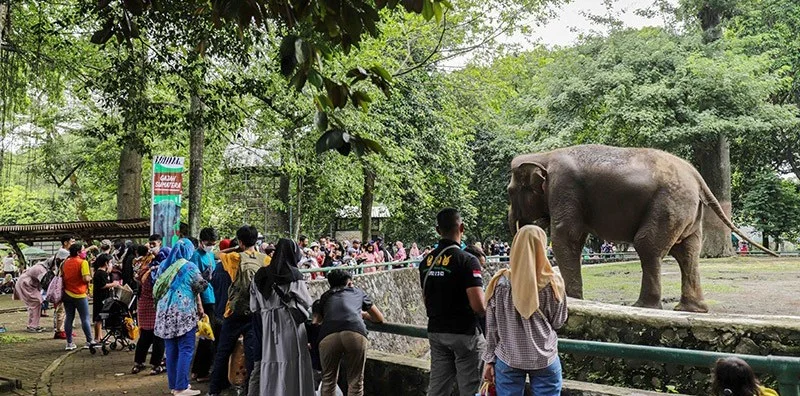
[150,365,166,375]
[131,363,145,374]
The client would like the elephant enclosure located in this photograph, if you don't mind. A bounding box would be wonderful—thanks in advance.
[581,257,800,315]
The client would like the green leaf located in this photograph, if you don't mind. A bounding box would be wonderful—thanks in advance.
[294,39,310,64]
[308,70,324,89]
[422,0,434,20]
[316,93,334,110]
[351,90,372,111]
[314,111,329,131]
[279,35,299,76]
[360,137,387,155]
[369,65,393,83]
[439,0,452,9]
[433,2,443,23]
[90,24,114,45]
[316,129,346,154]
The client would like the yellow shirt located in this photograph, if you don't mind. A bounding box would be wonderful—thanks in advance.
[219,250,270,318]
[759,386,779,396]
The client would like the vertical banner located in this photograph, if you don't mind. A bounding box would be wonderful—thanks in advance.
[151,156,185,248]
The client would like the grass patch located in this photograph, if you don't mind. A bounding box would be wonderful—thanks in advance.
[579,257,800,307]
[0,333,32,344]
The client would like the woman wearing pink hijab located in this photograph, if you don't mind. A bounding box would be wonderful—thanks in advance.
[409,243,421,260]
[359,243,383,273]
[393,241,407,262]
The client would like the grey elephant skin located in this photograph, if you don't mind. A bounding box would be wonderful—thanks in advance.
[508,144,776,312]
[152,200,180,247]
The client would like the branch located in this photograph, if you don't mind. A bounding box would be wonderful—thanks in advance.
[392,11,448,78]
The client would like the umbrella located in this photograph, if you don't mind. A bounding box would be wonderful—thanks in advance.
[21,247,50,259]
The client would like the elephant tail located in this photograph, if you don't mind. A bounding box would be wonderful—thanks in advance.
[698,177,779,257]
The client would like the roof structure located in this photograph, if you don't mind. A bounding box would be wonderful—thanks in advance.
[0,219,153,244]
[336,204,391,219]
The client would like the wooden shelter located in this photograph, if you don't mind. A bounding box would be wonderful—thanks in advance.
[0,219,152,265]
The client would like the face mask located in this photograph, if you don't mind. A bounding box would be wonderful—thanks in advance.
[203,245,214,253]
[79,251,87,259]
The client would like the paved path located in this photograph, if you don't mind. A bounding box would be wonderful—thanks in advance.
[0,295,225,396]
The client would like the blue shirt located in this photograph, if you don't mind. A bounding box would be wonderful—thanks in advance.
[189,250,216,304]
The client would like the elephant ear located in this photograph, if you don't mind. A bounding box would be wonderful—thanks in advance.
[515,162,547,195]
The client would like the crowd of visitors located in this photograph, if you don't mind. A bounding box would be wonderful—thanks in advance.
[4,207,773,396]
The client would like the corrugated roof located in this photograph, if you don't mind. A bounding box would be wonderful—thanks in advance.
[0,219,153,243]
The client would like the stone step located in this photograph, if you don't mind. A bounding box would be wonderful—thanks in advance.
[364,350,689,396]
[563,380,691,396]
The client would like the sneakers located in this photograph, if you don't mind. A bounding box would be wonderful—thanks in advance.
[26,326,43,333]
[65,343,77,351]
[172,389,200,396]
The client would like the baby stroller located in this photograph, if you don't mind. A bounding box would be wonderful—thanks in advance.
[90,288,137,355]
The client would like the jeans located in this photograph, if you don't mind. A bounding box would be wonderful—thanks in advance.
[165,329,196,392]
[62,295,92,344]
[427,331,485,396]
[494,356,562,396]
[209,315,257,394]
[134,329,165,366]
[192,303,217,377]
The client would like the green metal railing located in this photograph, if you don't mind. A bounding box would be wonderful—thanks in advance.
[365,321,800,396]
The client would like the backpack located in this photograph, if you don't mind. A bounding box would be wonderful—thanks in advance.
[227,251,265,317]
[46,276,63,305]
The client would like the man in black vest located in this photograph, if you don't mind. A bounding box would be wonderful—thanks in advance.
[419,208,486,396]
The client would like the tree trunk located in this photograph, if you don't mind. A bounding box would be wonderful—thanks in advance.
[762,234,769,250]
[0,2,8,47]
[69,173,88,221]
[361,164,375,244]
[117,141,142,220]
[695,135,734,257]
[187,91,204,238]
[293,176,303,240]
[277,174,291,237]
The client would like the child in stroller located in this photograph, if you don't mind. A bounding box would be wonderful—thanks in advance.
[90,289,137,355]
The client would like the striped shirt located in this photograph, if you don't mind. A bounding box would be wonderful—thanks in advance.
[482,276,568,370]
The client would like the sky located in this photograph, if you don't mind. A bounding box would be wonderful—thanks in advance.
[443,0,679,67]
[523,0,677,47]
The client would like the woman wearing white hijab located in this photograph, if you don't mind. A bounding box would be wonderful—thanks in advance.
[481,225,568,395]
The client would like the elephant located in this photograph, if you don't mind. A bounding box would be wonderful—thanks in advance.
[152,200,181,247]
[507,144,776,312]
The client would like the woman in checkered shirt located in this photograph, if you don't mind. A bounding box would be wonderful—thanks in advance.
[482,225,568,395]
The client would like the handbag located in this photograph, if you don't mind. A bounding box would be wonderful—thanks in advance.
[197,314,215,340]
[478,380,496,396]
[46,276,63,305]
[153,259,188,302]
[124,317,140,339]
[272,283,310,325]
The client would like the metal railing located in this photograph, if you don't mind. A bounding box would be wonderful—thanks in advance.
[365,321,800,396]
[297,250,800,275]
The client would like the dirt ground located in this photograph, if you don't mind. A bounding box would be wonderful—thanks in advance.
[581,256,800,315]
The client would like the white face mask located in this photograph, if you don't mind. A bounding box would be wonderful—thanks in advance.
[203,245,214,253]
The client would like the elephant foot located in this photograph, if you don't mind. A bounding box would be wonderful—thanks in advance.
[633,299,663,310]
[674,298,708,313]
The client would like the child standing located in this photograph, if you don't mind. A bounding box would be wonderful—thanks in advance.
[92,254,119,343]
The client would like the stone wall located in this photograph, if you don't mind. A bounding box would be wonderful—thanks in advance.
[308,266,800,394]
[561,299,800,394]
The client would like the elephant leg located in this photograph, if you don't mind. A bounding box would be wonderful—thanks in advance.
[669,232,708,313]
[552,228,587,300]
[632,231,672,310]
